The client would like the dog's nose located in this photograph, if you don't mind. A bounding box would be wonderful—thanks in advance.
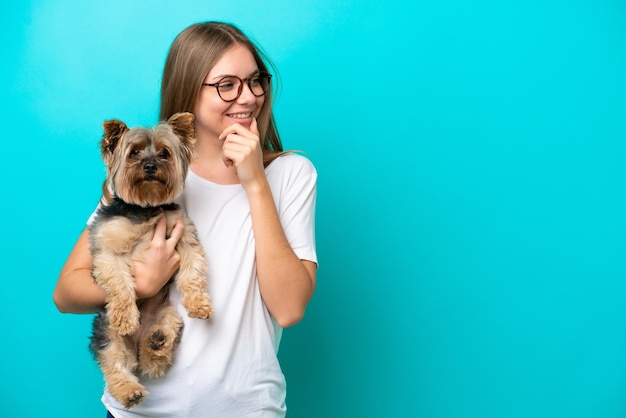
[144,162,157,175]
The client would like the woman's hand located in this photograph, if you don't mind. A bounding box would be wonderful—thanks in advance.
[133,215,184,299]
[219,118,266,190]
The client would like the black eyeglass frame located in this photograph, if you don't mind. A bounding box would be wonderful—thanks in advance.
[202,72,272,102]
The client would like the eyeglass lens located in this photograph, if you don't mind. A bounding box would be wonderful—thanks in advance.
[216,73,271,101]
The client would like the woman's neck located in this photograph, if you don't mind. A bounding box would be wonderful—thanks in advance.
[190,135,240,185]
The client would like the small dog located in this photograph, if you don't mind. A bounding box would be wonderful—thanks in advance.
[88,112,213,409]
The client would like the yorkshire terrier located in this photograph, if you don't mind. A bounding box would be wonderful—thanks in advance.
[88,112,213,409]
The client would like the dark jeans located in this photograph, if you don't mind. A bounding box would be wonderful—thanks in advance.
[106,412,114,418]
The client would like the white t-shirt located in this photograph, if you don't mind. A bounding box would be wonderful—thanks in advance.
[101,154,317,417]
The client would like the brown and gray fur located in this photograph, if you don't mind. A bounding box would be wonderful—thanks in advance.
[88,112,213,409]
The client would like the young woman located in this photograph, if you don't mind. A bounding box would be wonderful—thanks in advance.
[54,21,317,417]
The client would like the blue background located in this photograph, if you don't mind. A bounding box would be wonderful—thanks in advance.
[2,1,625,417]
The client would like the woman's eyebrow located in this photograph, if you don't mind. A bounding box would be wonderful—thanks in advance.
[210,70,261,80]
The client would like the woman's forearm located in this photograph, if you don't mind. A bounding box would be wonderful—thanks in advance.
[54,268,107,314]
[54,228,106,314]
[246,179,316,327]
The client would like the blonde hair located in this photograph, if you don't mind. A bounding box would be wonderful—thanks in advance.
[160,21,284,165]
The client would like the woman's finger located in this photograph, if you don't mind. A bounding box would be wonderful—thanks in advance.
[250,117,258,136]
[167,218,185,249]
[219,122,258,142]
[153,214,167,242]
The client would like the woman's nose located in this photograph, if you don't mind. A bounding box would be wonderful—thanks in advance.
[236,81,256,103]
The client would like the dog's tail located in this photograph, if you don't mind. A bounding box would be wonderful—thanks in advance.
[89,312,110,360]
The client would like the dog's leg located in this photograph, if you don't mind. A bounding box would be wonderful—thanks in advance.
[98,331,147,409]
[93,254,140,335]
[138,304,183,378]
[175,229,213,319]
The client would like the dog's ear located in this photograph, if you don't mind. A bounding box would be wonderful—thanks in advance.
[101,120,128,160]
[167,112,196,148]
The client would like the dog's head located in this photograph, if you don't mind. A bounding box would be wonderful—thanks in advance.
[100,112,195,207]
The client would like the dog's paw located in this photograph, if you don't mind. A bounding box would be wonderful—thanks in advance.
[182,292,214,319]
[186,296,214,320]
[139,326,178,378]
[148,329,166,351]
[187,306,214,320]
[124,388,147,409]
[144,325,177,354]
[110,382,147,409]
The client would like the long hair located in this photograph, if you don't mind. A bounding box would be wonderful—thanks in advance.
[160,22,284,165]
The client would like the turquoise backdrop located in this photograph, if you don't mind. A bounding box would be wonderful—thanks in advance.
[2,0,625,417]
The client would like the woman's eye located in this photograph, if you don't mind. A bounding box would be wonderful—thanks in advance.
[218,79,236,91]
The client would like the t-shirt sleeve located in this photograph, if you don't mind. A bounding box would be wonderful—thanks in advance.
[86,208,98,226]
[86,198,107,226]
[269,154,318,265]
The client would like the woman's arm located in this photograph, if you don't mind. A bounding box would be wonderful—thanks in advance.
[247,180,317,327]
[221,120,317,327]
[53,217,184,314]
[53,228,107,314]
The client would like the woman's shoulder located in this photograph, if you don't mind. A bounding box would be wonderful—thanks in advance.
[265,152,317,187]
[268,152,316,174]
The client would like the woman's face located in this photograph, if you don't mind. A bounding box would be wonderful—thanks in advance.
[194,44,265,141]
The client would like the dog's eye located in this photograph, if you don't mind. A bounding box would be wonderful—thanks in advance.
[130,148,140,157]
[159,149,171,159]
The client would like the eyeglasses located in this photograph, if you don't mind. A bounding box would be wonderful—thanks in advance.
[202,72,272,102]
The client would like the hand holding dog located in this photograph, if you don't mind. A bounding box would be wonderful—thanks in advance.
[133,215,184,299]
[219,118,266,191]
